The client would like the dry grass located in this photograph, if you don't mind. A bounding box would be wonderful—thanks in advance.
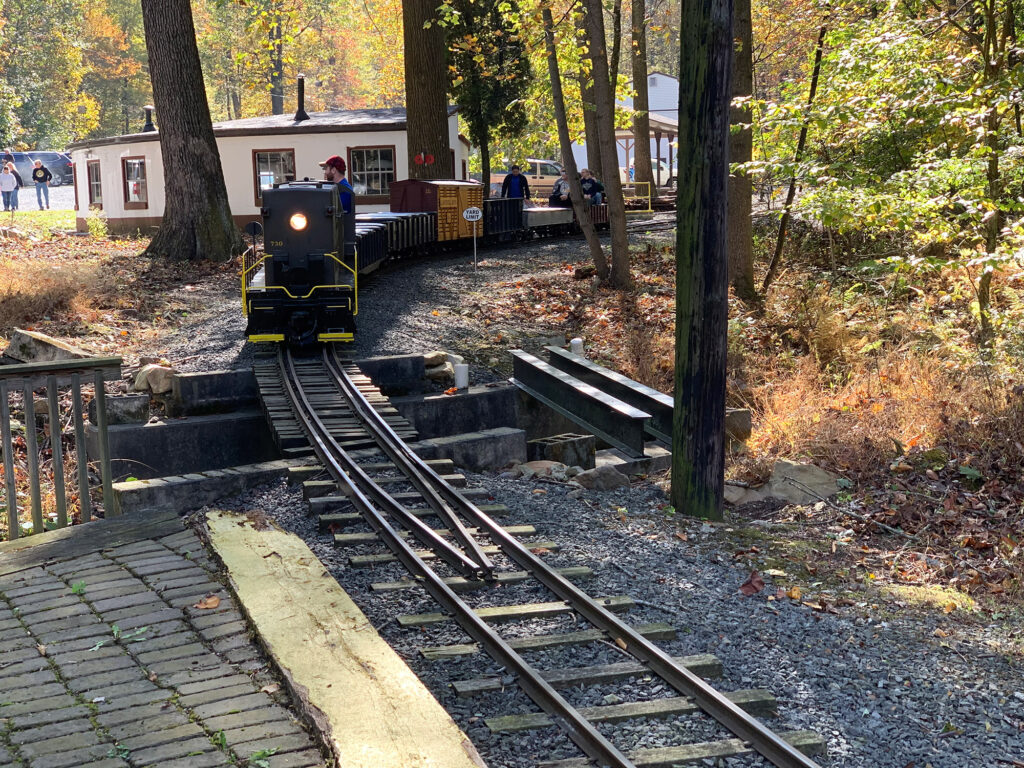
[0,258,102,336]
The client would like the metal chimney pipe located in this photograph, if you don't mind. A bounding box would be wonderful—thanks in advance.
[142,106,156,132]
[294,75,310,122]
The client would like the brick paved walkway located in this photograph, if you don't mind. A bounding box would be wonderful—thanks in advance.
[0,521,326,768]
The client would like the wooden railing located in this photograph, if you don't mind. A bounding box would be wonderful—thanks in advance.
[0,357,122,541]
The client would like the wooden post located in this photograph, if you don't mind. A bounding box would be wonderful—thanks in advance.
[1,381,18,539]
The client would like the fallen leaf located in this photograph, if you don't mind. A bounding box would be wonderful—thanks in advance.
[148,671,158,682]
[530,547,551,555]
[674,532,687,541]
[942,601,956,614]
[933,628,948,638]
[444,387,458,395]
[36,644,46,656]
[614,637,627,650]
[787,586,803,600]
[739,570,765,596]
[260,683,281,695]
[194,595,221,610]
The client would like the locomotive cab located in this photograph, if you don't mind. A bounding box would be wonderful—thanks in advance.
[244,181,358,347]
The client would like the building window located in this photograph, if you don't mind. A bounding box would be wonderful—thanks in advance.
[252,149,295,203]
[649,75,658,87]
[122,157,148,209]
[349,146,395,196]
[87,161,102,208]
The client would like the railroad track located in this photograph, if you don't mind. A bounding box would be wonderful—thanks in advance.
[253,346,827,768]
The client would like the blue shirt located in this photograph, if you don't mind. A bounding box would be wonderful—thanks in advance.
[505,174,525,198]
[337,179,354,214]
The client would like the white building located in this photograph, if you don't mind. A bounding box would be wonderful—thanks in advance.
[67,108,471,235]
[572,70,679,185]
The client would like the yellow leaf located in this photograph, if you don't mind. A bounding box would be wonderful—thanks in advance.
[431,310,440,316]
[786,586,802,600]
[933,628,948,637]
[943,601,956,614]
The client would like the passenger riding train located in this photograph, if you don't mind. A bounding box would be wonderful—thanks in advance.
[242,178,610,347]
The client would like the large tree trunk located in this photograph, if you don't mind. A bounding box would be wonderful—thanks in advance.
[671,0,732,520]
[631,0,654,188]
[584,0,632,288]
[270,21,284,115]
[609,0,623,94]
[403,0,453,179]
[576,12,603,179]
[727,0,756,300]
[544,7,608,280]
[140,0,242,262]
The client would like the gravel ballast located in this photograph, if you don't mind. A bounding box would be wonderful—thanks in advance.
[162,231,1023,767]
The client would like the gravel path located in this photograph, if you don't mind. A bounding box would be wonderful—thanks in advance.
[163,230,1024,767]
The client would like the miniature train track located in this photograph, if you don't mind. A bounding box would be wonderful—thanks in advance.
[253,346,826,768]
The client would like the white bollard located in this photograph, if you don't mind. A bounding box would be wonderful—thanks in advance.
[569,338,585,356]
[454,363,469,390]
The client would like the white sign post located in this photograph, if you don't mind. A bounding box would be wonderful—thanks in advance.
[463,206,483,270]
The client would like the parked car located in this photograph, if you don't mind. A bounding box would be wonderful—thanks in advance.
[3,152,35,184]
[28,151,74,186]
[491,159,563,197]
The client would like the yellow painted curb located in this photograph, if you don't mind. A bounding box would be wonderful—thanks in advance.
[206,510,487,768]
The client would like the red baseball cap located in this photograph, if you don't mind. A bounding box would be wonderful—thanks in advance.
[319,155,346,173]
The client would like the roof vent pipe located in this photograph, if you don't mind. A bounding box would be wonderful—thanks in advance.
[294,75,310,122]
[142,106,156,132]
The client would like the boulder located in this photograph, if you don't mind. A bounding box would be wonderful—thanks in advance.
[3,328,91,364]
[725,459,840,506]
[424,362,455,383]
[134,364,176,395]
[423,350,447,367]
[572,465,631,491]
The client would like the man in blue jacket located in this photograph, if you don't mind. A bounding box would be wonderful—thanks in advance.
[500,165,530,200]
[320,155,354,213]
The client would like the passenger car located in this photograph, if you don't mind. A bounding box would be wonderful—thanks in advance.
[491,159,563,198]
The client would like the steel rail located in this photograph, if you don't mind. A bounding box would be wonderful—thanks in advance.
[279,350,482,578]
[323,347,495,579]
[281,348,637,768]
[327,349,823,768]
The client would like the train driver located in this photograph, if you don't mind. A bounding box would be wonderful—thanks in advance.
[320,155,355,214]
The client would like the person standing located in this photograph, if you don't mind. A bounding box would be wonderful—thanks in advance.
[8,163,23,211]
[500,165,531,200]
[579,169,604,205]
[0,165,16,211]
[319,155,354,213]
[32,160,51,210]
[2,149,13,167]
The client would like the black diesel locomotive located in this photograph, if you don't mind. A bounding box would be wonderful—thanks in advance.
[243,181,357,347]
[243,179,610,347]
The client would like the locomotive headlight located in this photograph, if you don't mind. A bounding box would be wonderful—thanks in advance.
[289,213,308,231]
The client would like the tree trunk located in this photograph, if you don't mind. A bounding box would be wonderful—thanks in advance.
[140,0,242,262]
[270,21,284,115]
[576,12,603,179]
[761,22,827,293]
[610,0,623,95]
[544,7,608,280]
[671,0,732,520]
[481,133,491,198]
[403,0,453,179]
[584,0,632,288]
[727,0,757,300]
[631,0,654,189]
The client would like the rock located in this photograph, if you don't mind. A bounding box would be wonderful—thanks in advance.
[423,350,447,367]
[88,393,150,425]
[572,465,631,491]
[424,362,455,383]
[33,400,49,416]
[515,460,567,479]
[446,352,465,366]
[725,408,753,443]
[724,459,840,506]
[2,328,91,364]
[139,355,170,367]
[134,364,176,394]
